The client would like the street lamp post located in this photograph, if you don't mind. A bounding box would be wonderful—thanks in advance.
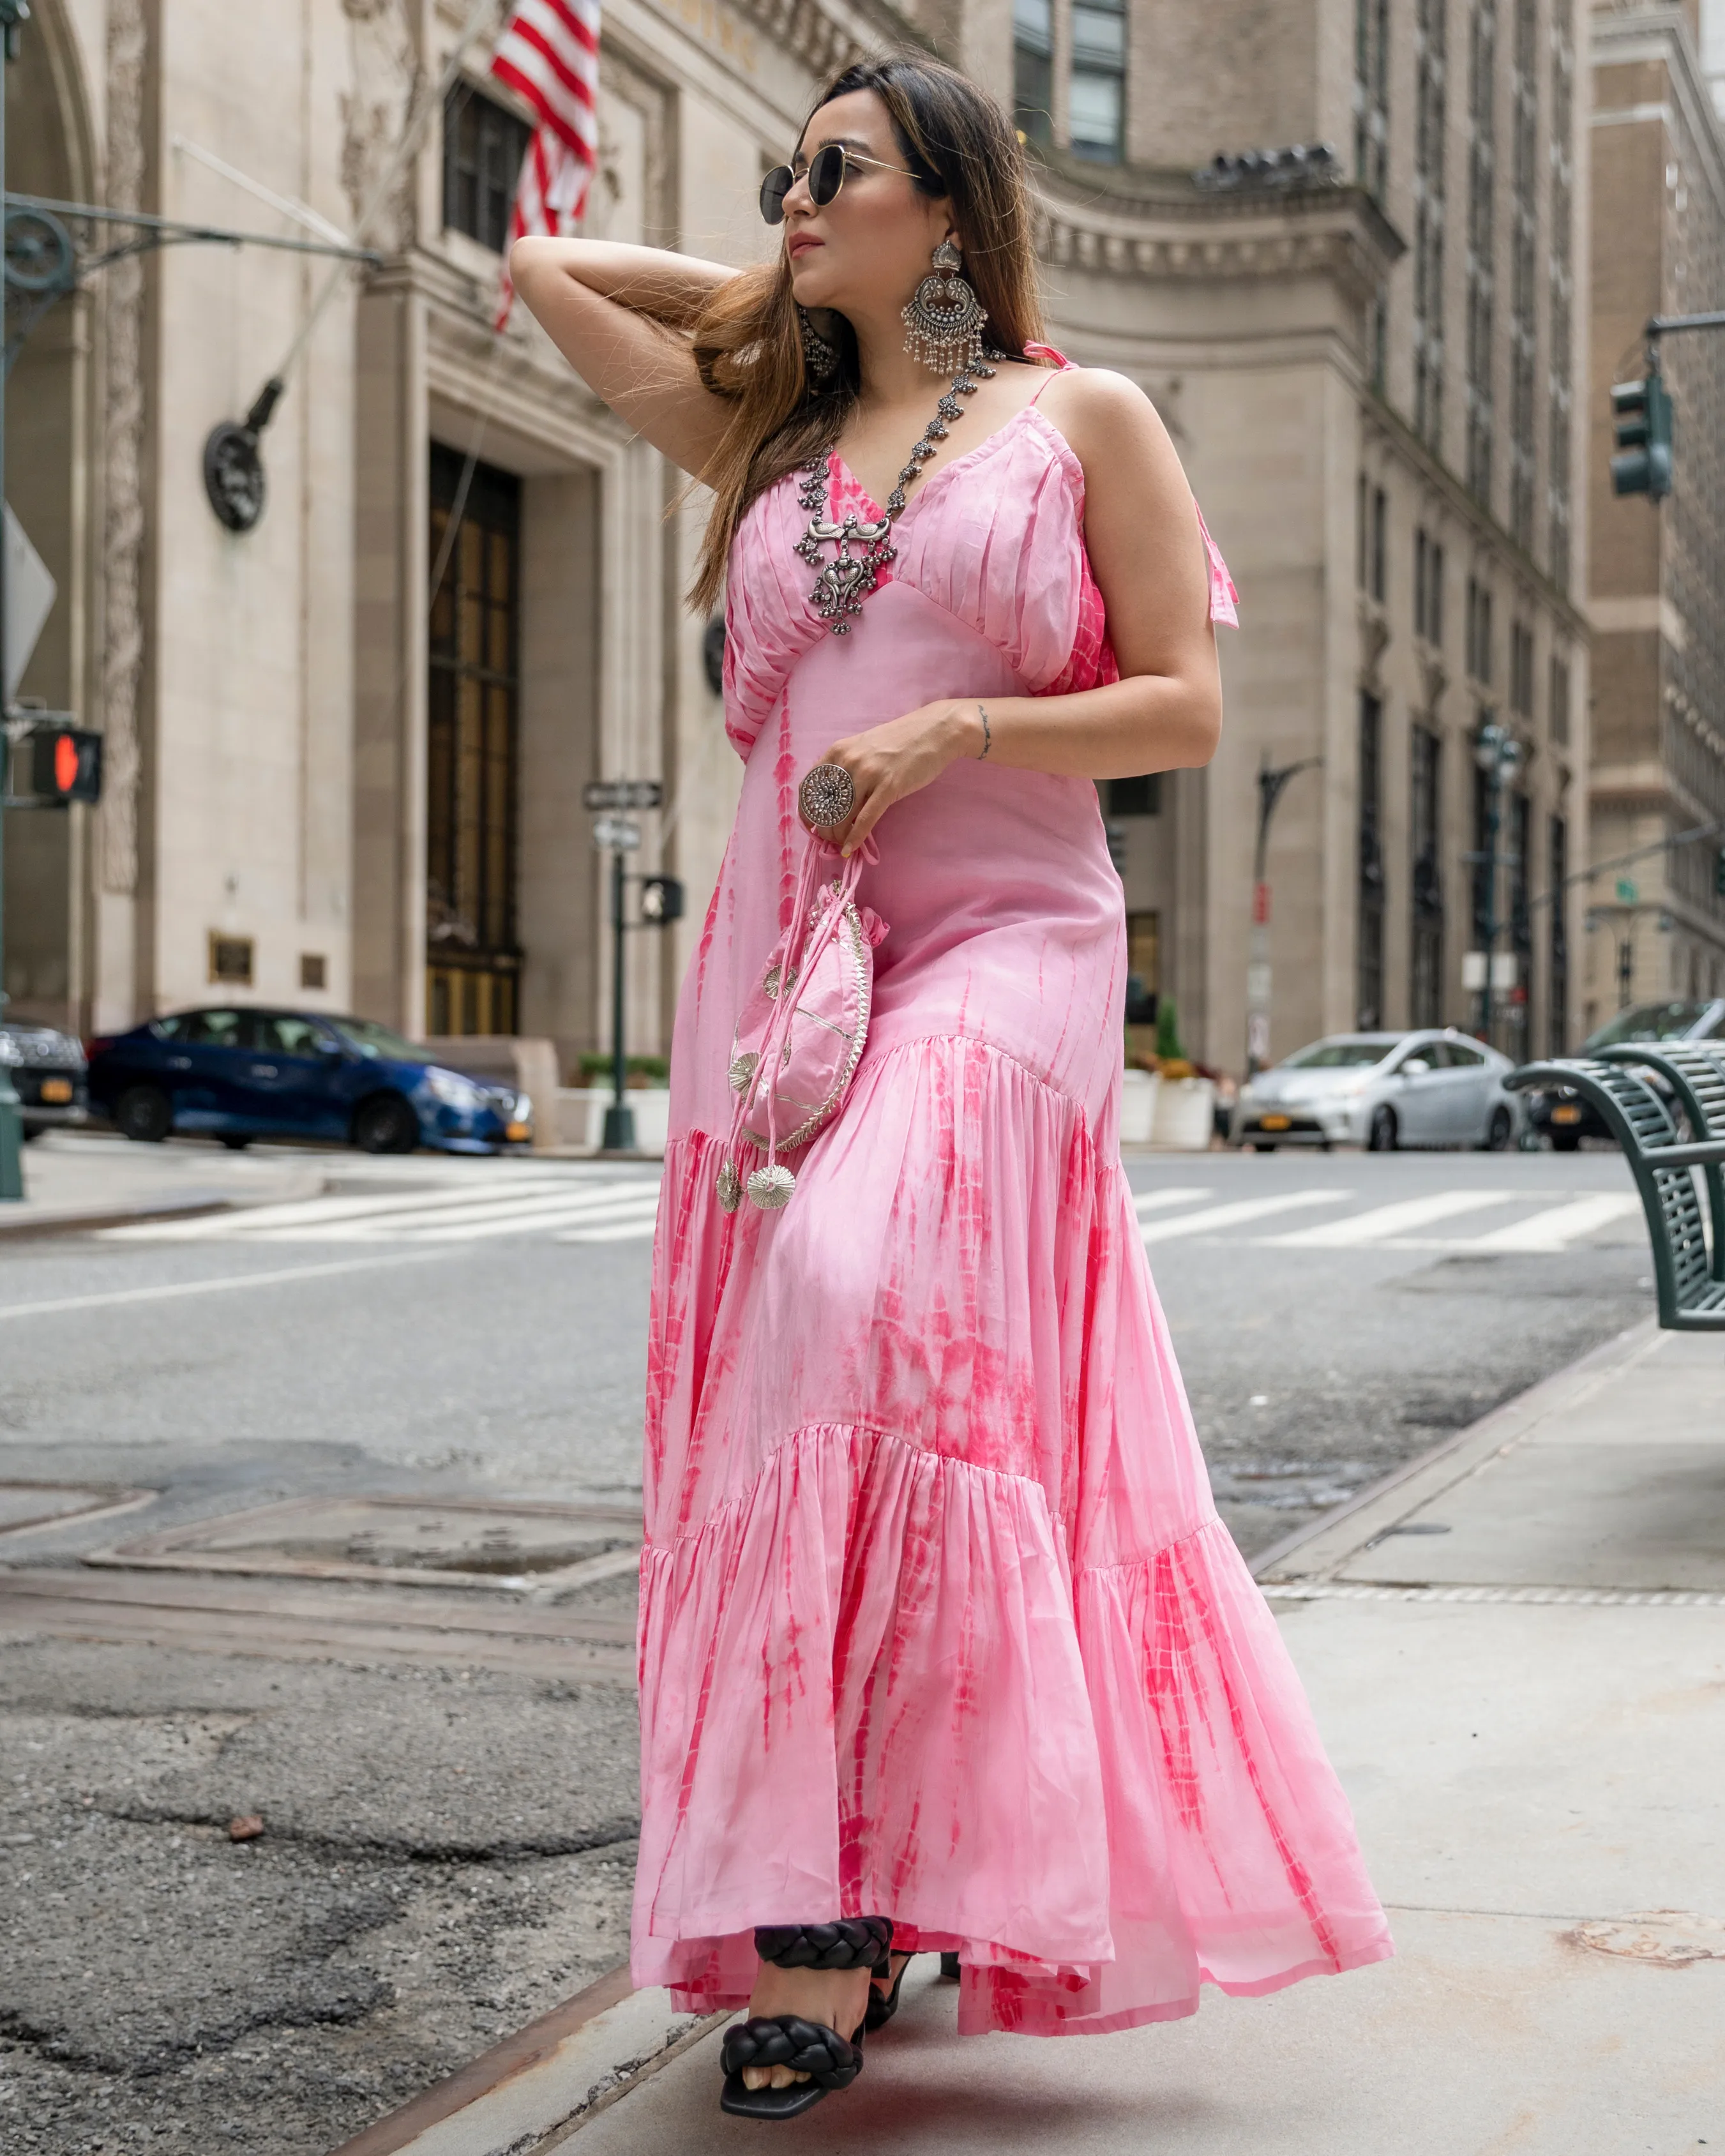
[0,0,30,1200]
[1470,716,1523,1048]
[1246,754,1320,1074]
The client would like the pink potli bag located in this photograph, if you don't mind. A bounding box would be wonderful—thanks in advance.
[716,831,889,1213]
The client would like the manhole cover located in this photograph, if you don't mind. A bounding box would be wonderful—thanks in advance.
[0,1483,153,1535]
[87,1495,642,1595]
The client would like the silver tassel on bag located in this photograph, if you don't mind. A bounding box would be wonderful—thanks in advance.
[901,238,988,373]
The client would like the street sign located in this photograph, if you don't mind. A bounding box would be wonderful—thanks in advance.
[584,779,662,812]
[1615,876,1638,905]
[1462,951,1518,991]
[591,815,642,852]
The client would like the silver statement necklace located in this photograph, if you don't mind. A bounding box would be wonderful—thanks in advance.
[794,354,997,634]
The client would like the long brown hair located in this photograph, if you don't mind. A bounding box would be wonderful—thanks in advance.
[687,54,1044,615]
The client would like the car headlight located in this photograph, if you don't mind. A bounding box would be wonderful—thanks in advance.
[424,1067,488,1112]
[0,1036,20,1066]
[511,1092,532,1124]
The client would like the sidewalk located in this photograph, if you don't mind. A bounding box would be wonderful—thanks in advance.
[0,1129,324,1233]
[349,1316,1724,2155]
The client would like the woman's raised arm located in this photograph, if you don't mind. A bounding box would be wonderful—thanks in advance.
[509,239,740,480]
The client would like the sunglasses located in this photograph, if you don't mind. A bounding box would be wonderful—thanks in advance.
[759,142,920,225]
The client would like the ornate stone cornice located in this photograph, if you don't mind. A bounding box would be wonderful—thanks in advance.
[725,0,867,78]
[1032,170,1405,313]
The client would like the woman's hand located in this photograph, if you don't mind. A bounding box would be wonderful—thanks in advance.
[805,700,986,854]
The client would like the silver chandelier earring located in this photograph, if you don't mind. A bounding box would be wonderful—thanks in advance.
[901,238,988,373]
[798,305,839,386]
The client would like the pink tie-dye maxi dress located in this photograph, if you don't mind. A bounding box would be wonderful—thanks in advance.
[633,388,1393,2037]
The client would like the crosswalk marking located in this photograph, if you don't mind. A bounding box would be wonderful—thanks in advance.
[1262,1190,1520,1248]
[101,1176,583,1241]
[1138,1191,1348,1244]
[1447,1193,1645,1253]
[1132,1187,1212,1217]
[86,1171,1650,1259]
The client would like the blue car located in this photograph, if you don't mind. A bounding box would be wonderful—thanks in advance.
[87,1008,534,1154]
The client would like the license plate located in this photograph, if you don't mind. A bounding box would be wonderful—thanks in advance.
[1259,1113,1292,1131]
[1551,1104,1583,1124]
[39,1078,73,1104]
[505,1121,532,1142]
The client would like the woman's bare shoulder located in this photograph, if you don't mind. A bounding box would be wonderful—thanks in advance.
[1033,365,1172,464]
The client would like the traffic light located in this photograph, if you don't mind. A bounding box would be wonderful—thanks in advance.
[27,725,103,805]
[1610,370,1673,499]
[638,875,684,925]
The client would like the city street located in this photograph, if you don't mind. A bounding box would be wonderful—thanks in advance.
[0,1136,1656,2156]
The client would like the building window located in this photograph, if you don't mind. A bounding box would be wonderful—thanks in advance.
[1070,0,1126,162]
[1415,527,1446,645]
[1507,790,1532,1062]
[1549,647,1571,744]
[1509,619,1534,718]
[1106,773,1162,817]
[299,953,327,991]
[1466,575,1493,683]
[1548,811,1569,1051]
[1466,1,1498,506]
[427,445,523,1037]
[1358,476,1387,599]
[1013,0,1053,148]
[1358,692,1385,1029]
[1411,724,1443,1025]
[1546,11,1574,587]
[1125,910,1159,1025]
[1413,0,1448,449]
[1507,0,1539,548]
[443,84,531,253]
[1354,0,1389,202]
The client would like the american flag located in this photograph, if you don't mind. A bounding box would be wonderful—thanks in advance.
[490,0,601,328]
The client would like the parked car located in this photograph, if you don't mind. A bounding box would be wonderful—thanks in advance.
[1232,1029,1523,1152]
[1519,997,1725,1150]
[86,1009,533,1154]
[0,1021,89,1138]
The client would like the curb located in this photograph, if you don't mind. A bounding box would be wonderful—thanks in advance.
[326,1971,723,2156]
[1251,1315,1664,1583]
[0,1193,241,1239]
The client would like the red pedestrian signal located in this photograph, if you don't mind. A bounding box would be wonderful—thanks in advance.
[27,725,103,805]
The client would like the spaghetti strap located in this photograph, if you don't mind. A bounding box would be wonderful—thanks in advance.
[1023,339,1074,388]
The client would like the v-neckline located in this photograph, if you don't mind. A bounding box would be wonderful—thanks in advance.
[828,399,1050,529]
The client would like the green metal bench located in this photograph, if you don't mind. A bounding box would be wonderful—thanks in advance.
[1595,1039,1725,1286]
[1505,1053,1725,1331]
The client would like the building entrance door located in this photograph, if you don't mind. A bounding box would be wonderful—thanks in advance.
[427,446,523,1036]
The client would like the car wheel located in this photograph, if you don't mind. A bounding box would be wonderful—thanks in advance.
[1367,1105,1398,1152]
[1252,1142,1277,1154]
[21,1126,44,1143]
[1551,1130,1581,1153]
[114,1085,172,1143]
[1483,1105,1514,1151]
[219,1135,252,1151]
[352,1092,419,1155]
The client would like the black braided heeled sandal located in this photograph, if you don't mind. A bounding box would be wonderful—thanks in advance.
[719,1918,893,2120]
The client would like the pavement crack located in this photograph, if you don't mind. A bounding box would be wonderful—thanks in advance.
[93,1803,642,1864]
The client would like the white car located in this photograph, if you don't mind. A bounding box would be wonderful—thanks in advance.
[1233,1029,1523,1152]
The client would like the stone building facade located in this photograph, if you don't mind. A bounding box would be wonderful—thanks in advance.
[1586,1,1725,1021]
[8,0,1595,1080]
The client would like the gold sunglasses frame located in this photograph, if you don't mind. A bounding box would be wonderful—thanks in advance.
[760,144,921,225]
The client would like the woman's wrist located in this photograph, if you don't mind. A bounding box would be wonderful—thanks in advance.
[940,700,990,764]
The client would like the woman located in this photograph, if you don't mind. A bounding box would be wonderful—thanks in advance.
[514,52,1391,2123]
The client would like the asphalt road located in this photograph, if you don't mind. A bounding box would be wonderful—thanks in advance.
[0,1138,1655,2154]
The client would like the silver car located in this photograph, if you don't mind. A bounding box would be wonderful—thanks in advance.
[1233,1029,1523,1152]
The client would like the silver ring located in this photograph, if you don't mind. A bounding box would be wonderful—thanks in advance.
[798,762,857,829]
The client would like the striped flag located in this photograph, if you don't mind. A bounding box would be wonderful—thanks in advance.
[490,0,601,328]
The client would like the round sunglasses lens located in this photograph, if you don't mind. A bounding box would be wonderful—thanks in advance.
[808,144,845,206]
[759,166,792,224]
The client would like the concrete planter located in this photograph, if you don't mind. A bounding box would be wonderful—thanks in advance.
[1119,1067,1162,1145]
[557,1089,672,1156]
[1152,1076,1217,1150]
